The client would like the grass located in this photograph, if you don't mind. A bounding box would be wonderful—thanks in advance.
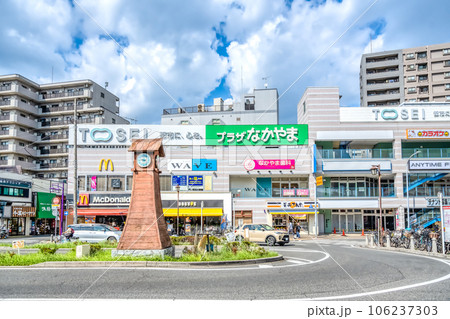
[0,241,278,266]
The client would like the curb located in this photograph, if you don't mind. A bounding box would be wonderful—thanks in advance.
[27,255,284,268]
[361,245,450,259]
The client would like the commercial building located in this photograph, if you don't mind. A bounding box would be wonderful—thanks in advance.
[161,88,279,125]
[360,42,450,107]
[0,74,129,180]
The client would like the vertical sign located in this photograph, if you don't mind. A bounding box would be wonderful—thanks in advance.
[91,176,97,191]
[444,206,450,243]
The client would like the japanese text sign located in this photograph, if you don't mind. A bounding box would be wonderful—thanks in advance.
[244,159,295,170]
[205,125,308,146]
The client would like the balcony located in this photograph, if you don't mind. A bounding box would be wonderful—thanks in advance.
[38,134,69,142]
[0,144,37,157]
[39,162,67,169]
[406,186,450,197]
[0,114,11,121]
[162,104,233,115]
[40,105,85,114]
[38,148,68,156]
[403,148,450,158]
[0,129,37,142]
[319,149,394,159]
[317,186,395,198]
[0,84,12,91]
[39,90,92,101]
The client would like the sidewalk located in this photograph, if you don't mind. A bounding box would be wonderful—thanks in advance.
[0,235,51,245]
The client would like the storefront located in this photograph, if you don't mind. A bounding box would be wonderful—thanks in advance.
[267,200,320,233]
[10,206,36,236]
[35,192,57,234]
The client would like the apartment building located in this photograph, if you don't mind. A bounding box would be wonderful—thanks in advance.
[0,74,129,180]
[161,88,279,125]
[360,42,450,107]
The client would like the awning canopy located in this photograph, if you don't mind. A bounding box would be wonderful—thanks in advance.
[163,208,222,217]
[269,210,316,215]
[76,209,127,216]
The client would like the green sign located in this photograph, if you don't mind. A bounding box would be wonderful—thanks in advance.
[205,124,308,146]
[36,192,56,219]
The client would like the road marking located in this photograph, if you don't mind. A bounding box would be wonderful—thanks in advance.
[258,264,273,268]
[286,260,307,265]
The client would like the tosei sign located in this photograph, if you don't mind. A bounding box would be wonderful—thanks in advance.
[340,106,450,122]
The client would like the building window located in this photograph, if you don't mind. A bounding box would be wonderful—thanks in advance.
[408,99,417,102]
[212,119,221,125]
[180,120,189,125]
[443,49,450,55]
[444,72,450,78]
[444,60,450,67]
[407,76,416,82]
[406,64,415,71]
[126,176,133,191]
[0,156,8,161]
[445,84,450,90]
[112,118,116,124]
[405,53,415,60]
[77,176,86,191]
[100,92,105,98]
[18,157,25,161]
[107,176,125,191]
[417,52,427,59]
[417,63,427,71]
[446,96,450,101]
[159,175,171,191]
[418,75,428,81]
[407,87,417,93]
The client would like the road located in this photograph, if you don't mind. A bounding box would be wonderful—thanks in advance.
[0,238,449,300]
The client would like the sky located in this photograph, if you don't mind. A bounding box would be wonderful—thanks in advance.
[1,0,450,124]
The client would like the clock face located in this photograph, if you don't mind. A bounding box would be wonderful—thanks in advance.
[137,153,152,168]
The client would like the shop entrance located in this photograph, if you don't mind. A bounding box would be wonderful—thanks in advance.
[332,210,363,232]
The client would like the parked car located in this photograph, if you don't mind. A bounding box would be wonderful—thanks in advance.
[68,224,122,243]
[235,224,290,246]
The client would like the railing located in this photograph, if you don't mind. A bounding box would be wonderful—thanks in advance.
[0,85,11,91]
[163,105,233,115]
[39,148,68,155]
[0,160,8,165]
[405,186,450,197]
[0,100,11,106]
[41,91,85,99]
[0,145,9,150]
[41,134,69,141]
[403,148,450,158]
[319,148,393,159]
[39,163,67,169]
[317,186,395,198]
[0,115,11,121]
[41,105,85,113]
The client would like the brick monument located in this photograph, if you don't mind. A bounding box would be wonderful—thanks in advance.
[112,138,174,257]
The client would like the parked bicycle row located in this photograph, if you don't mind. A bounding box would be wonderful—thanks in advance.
[371,228,449,254]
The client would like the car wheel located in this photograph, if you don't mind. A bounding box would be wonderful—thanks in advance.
[235,235,244,241]
[107,236,117,243]
[266,236,276,246]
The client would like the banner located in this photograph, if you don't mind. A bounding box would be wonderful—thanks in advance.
[407,129,450,139]
[36,192,56,219]
[205,125,308,146]
[244,159,295,171]
[91,176,97,191]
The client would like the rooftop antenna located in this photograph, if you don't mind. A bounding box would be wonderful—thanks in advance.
[262,76,270,89]
[105,82,109,89]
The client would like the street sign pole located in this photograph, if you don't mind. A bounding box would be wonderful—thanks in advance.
[438,192,446,256]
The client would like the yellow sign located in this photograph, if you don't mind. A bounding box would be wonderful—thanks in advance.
[78,194,89,206]
[99,159,114,171]
[316,176,323,186]
[12,240,25,249]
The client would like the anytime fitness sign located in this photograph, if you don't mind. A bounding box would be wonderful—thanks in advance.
[409,160,450,171]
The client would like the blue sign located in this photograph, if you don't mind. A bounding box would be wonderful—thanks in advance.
[188,175,204,186]
[192,159,217,171]
[172,175,187,186]
[64,211,68,216]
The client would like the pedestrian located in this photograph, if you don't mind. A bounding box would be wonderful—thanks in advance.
[296,224,301,239]
[63,226,74,241]
[289,221,293,235]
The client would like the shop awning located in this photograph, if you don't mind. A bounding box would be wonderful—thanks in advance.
[76,209,128,216]
[163,208,222,217]
[269,210,316,214]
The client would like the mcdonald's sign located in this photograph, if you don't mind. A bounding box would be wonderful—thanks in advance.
[78,194,89,206]
[99,159,114,171]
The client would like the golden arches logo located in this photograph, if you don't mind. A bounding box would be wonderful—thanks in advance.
[99,159,114,171]
[78,194,89,206]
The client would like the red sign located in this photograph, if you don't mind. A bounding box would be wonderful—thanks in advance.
[52,196,61,205]
[407,129,450,139]
[244,159,295,171]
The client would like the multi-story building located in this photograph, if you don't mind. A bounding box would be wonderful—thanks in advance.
[360,42,450,107]
[0,74,129,180]
[161,88,279,125]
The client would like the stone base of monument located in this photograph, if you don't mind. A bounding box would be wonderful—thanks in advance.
[111,246,175,258]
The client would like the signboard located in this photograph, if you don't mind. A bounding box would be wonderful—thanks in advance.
[12,240,25,249]
[407,129,450,139]
[52,197,61,206]
[12,207,36,218]
[409,160,450,171]
[50,181,64,195]
[70,125,205,146]
[99,159,114,171]
[267,201,318,209]
[395,206,405,230]
[205,125,308,146]
[316,176,323,186]
[78,194,90,206]
[444,206,450,243]
[161,200,223,208]
[192,159,217,171]
[64,211,68,216]
[0,178,31,188]
[426,197,450,207]
[90,176,97,191]
[90,194,131,205]
[281,188,309,197]
[36,192,57,219]
[340,106,450,122]
[167,159,192,171]
[188,176,203,186]
[171,175,187,186]
[244,159,295,171]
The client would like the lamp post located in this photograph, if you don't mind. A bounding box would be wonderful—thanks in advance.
[175,184,180,236]
[371,164,382,245]
[406,150,421,229]
[438,192,446,256]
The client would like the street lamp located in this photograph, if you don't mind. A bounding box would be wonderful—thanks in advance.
[175,184,180,236]
[437,192,446,256]
[371,164,382,245]
[406,150,421,229]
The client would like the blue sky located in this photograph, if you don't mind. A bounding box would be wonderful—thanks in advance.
[1,0,450,124]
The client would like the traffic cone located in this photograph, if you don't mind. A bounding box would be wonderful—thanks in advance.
[333,227,336,234]
[361,228,365,236]
[342,229,346,236]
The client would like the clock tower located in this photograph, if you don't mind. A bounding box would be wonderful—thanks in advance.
[114,138,173,256]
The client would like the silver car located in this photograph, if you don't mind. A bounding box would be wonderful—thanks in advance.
[68,223,122,243]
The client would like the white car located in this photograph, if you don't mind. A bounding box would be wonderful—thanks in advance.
[68,223,122,243]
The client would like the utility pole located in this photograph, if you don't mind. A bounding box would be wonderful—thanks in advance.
[73,98,78,224]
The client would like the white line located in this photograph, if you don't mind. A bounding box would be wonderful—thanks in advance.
[259,265,273,268]
[286,260,307,265]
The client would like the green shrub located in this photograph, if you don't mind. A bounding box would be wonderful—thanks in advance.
[89,243,102,256]
[39,245,58,255]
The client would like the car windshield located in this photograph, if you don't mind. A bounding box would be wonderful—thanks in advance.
[261,225,275,231]
[103,225,116,231]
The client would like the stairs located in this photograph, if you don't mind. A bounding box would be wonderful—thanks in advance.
[408,210,441,230]
[404,173,447,193]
